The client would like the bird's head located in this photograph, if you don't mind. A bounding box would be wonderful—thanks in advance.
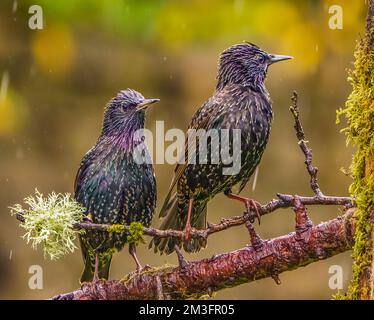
[216,42,292,91]
[101,89,159,136]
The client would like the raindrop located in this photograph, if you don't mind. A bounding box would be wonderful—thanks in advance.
[252,166,259,192]
[9,250,13,260]
[29,65,37,77]
[0,71,9,103]
[16,147,24,160]
[12,0,17,13]
[163,56,167,62]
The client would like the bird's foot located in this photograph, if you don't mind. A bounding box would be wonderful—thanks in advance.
[183,223,191,241]
[244,199,262,225]
[92,274,99,282]
[138,264,152,273]
[225,191,262,224]
[126,264,151,278]
[129,243,146,273]
[135,263,143,273]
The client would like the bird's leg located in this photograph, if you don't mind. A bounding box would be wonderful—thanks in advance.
[224,190,262,224]
[129,243,142,272]
[183,199,193,241]
[93,253,99,281]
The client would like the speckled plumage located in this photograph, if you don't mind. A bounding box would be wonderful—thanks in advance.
[151,43,291,254]
[75,89,157,282]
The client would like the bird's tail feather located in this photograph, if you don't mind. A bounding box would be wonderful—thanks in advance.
[79,237,112,283]
[150,199,207,255]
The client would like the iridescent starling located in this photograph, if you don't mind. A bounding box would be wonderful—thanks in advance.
[151,43,292,254]
[75,89,159,282]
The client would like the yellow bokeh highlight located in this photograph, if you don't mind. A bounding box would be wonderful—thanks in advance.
[280,23,321,74]
[0,92,21,136]
[31,23,76,78]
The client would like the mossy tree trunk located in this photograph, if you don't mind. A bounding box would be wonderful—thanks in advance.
[340,0,374,300]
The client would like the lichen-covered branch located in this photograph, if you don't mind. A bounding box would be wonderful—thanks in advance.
[15,193,353,242]
[339,0,374,300]
[51,205,356,300]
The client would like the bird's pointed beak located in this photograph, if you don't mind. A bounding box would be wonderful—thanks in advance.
[269,54,293,64]
[136,98,160,110]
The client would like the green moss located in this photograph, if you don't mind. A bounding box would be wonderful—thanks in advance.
[336,30,374,299]
[126,221,145,246]
[332,291,348,300]
[107,222,145,245]
[107,224,125,233]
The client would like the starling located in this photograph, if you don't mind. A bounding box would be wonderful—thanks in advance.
[75,89,159,282]
[151,43,292,254]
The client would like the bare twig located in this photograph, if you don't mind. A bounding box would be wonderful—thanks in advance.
[290,91,324,197]
[15,193,353,241]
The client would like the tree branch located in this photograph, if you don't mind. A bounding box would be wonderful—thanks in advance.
[15,193,353,241]
[51,205,356,300]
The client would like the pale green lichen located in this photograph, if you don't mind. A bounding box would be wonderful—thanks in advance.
[10,190,85,260]
[336,29,374,299]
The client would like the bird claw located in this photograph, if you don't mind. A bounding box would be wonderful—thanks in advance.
[244,199,262,225]
[135,263,152,274]
[92,274,99,282]
[142,264,152,272]
[183,224,191,241]
[134,261,145,273]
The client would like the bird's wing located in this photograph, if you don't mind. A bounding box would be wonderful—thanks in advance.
[74,146,96,200]
[159,91,226,217]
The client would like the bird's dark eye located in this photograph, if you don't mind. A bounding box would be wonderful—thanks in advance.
[255,54,265,63]
[122,102,135,111]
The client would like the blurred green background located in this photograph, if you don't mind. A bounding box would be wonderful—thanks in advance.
[0,0,366,299]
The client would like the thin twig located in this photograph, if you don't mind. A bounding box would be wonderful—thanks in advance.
[290,91,324,197]
[15,194,353,241]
